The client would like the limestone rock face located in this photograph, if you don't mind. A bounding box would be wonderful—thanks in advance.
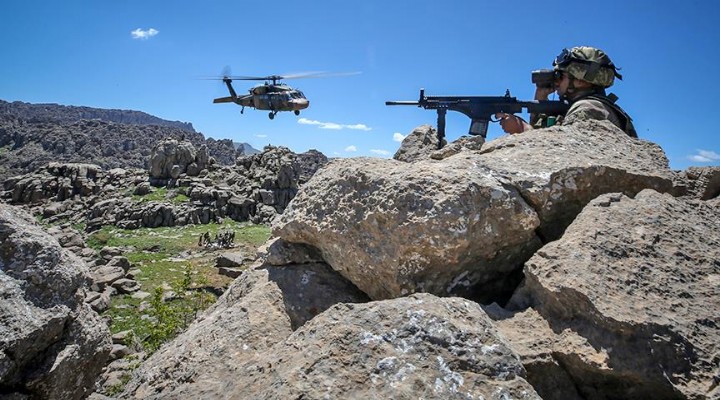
[502,190,720,399]
[274,120,675,300]
[233,294,540,400]
[0,204,111,400]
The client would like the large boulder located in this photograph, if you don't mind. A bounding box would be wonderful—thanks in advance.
[122,262,368,398]
[477,120,675,240]
[500,190,720,399]
[125,287,540,399]
[148,139,197,179]
[275,155,541,301]
[0,204,111,400]
[231,293,540,399]
[273,120,675,300]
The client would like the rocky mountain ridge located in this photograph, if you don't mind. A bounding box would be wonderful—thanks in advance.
[0,100,237,177]
[0,100,195,131]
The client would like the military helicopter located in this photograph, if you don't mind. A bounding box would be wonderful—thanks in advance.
[211,72,358,119]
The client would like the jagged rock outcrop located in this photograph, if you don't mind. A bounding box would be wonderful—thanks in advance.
[393,124,445,162]
[4,162,103,204]
[1,145,329,230]
[393,125,486,163]
[497,190,720,399]
[273,120,675,301]
[0,204,111,400]
[148,139,214,180]
[226,145,328,223]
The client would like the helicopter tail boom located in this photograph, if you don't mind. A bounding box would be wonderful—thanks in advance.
[213,96,235,104]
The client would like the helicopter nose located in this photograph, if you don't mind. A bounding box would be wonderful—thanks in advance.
[294,98,309,109]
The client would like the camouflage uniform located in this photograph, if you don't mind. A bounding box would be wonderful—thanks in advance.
[564,96,623,128]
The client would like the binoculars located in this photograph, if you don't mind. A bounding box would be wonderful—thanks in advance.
[531,69,557,88]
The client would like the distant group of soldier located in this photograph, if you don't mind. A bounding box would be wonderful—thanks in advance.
[198,230,235,249]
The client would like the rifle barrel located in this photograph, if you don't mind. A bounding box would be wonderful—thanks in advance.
[385,101,420,106]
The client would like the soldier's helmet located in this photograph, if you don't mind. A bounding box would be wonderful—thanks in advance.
[553,46,622,88]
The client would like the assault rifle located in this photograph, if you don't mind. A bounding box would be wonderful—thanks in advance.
[386,89,570,145]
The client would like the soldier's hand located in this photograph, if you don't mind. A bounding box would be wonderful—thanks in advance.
[495,113,530,134]
[534,86,555,101]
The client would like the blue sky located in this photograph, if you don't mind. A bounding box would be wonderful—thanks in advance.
[2,0,719,170]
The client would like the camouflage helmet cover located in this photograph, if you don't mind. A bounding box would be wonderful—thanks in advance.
[553,46,622,88]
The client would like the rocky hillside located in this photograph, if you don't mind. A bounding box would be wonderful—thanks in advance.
[120,120,719,399]
[2,116,718,399]
[0,100,238,177]
[2,141,329,228]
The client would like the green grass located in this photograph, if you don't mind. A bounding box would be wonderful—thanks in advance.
[131,187,190,204]
[89,220,272,353]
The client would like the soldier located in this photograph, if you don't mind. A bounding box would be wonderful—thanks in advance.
[497,46,636,138]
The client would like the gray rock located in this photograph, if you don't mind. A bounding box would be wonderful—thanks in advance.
[215,252,245,268]
[111,278,141,294]
[257,237,324,266]
[477,120,674,240]
[148,139,197,179]
[677,166,720,200]
[274,155,541,301]
[133,181,152,196]
[89,265,126,291]
[430,134,486,160]
[235,294,539,399]
[122,263,369,398]
[0,204,111,400]
[393,124,445,162]
[503,190,720,399]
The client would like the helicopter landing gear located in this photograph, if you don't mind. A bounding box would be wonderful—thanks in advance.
[268,111,276,120]
[240,106,244,114]
[294,110,300,116]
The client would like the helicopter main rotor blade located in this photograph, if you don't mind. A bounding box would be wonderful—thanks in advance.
[225,71,362,81]
[279,71,362,80]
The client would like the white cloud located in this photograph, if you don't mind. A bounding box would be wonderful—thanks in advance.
[255,134,267,138]
[393,132,406,142]
[345,124,372,131]
[370,149,390,156]
[298,118,371,131]
[345,145,357,152]
[688,149,720,163]
[131,28,159,40]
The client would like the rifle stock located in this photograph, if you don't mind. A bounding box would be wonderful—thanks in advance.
[386,89,570,142]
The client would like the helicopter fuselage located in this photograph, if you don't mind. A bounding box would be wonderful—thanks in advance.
[214,78,309,119]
